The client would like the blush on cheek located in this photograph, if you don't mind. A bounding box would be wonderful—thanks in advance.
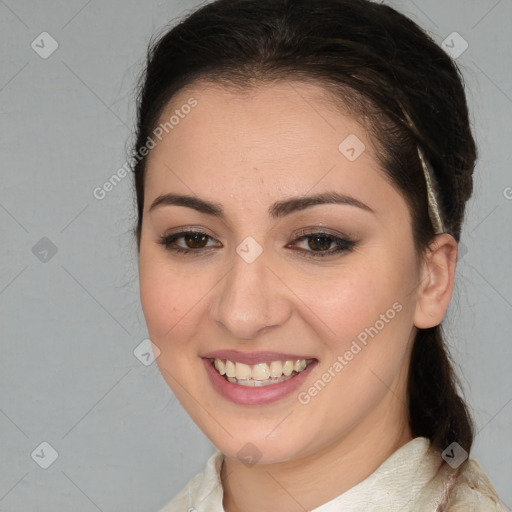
[141,288,204,357]
[140,282,174,340]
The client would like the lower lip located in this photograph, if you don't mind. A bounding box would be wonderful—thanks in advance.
[203,358,318,405]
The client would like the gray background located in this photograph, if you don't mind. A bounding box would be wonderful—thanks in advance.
[0,0,510,510]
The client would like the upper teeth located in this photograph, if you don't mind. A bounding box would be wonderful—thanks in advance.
[213,358,309,380]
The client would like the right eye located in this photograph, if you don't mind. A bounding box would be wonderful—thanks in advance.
[157,230,222,255]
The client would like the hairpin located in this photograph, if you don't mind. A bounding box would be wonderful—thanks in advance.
[416,146,446,235]
[397,104,447,235]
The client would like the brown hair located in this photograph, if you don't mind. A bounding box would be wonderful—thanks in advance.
[131,0,476,453]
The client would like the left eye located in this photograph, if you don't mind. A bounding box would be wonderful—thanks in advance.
[287,232,356,257]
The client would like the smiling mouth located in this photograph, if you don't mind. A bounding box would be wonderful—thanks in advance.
[210,357,315,387]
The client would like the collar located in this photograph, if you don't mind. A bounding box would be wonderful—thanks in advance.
[191,437,444,511]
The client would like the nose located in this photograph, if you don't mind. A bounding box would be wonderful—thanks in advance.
[211,249,293,340]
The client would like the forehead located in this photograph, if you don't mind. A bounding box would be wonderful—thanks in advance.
[152,79,363,160]
[143,80,403,220]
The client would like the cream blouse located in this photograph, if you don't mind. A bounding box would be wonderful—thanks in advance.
[159,437,505,511]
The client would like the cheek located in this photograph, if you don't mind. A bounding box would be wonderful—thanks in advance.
[138,245,225,356]
[138,247,196,340]
[301,264,407,332]
[303,252,417,360]
[138,251,202,393]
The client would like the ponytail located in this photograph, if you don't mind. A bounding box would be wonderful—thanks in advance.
[408,326,474,452]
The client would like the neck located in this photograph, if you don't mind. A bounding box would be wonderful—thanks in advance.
[221,397,413,512]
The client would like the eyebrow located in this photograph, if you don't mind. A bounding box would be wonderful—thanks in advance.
[148,191,374,219]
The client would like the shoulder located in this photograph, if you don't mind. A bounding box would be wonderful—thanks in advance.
[157,451,225,512]
[158,472,202,512]
[440,459,506,511]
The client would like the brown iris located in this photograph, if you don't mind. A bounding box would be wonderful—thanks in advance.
[307,235,331,251]
[184,232,208,248]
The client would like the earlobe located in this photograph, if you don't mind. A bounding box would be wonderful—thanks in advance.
[413,234,458,329]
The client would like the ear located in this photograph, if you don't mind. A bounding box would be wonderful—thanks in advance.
[413,234,458,329]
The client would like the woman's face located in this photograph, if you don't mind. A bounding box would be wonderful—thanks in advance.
[138,81,423,464]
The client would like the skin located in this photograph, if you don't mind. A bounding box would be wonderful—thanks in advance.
[138,81,458,512]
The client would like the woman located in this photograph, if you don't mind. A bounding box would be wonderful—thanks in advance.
[131,0,505,510]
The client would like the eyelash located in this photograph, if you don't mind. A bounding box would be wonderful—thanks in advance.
[157,229,356,258]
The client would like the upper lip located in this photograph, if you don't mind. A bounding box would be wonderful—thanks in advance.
[202,350,316,365]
